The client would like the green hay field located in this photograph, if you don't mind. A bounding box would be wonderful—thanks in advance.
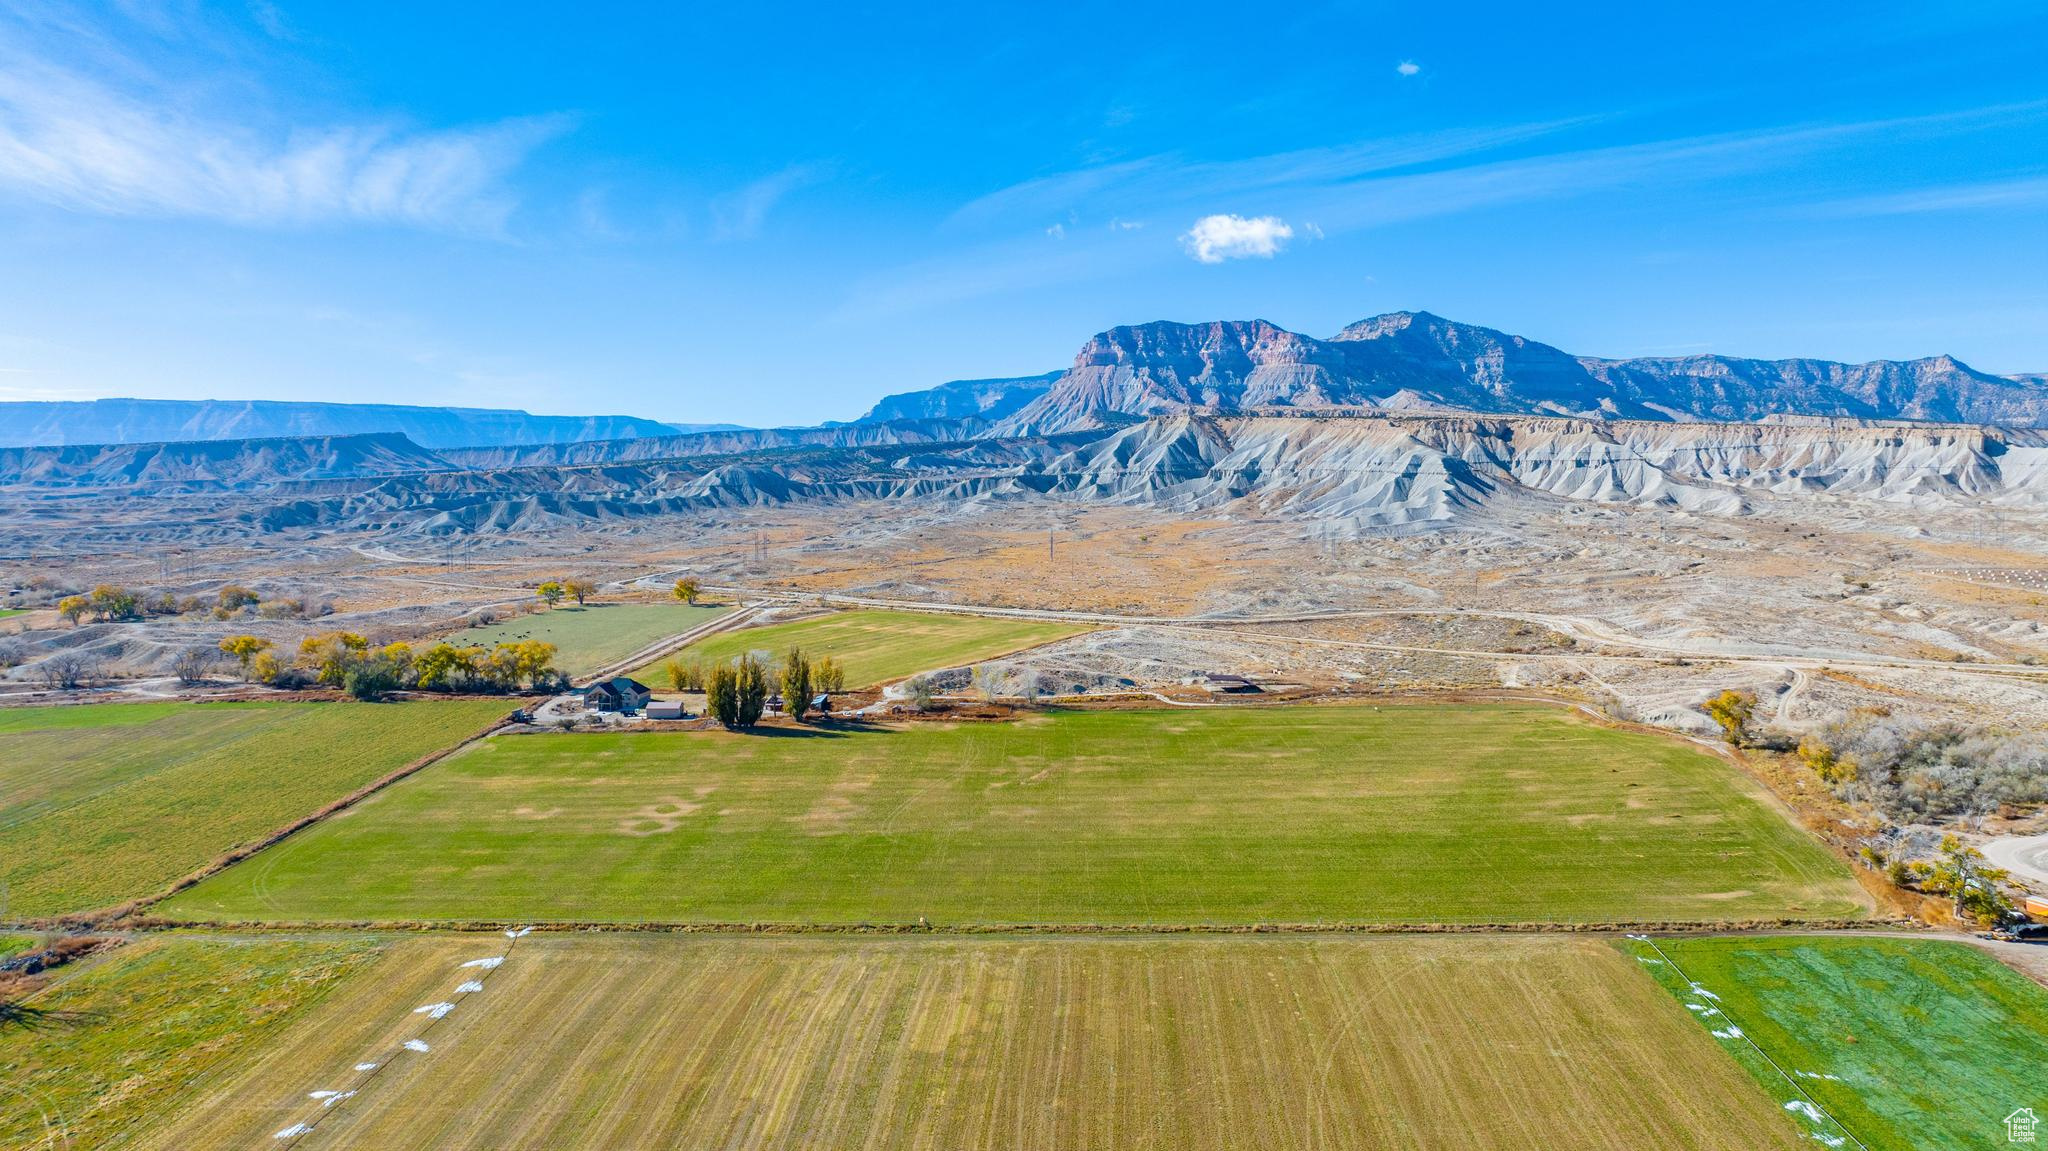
[0,699,510,918]
[164,703,1863,926]
[130,934,1807,1151]
[0,936,382,1150]
[631,608,1090,688]
[439,603,728,676]
[1627,935,2048,1150]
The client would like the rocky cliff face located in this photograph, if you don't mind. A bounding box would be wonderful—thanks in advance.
[988,312,2048,434]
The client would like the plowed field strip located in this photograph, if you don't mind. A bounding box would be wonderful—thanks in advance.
[134,934,1808,1150]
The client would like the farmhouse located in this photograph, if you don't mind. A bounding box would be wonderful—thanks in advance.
[583,676,653,713]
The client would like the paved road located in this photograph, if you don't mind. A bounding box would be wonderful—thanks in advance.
[1983,834,2048,889]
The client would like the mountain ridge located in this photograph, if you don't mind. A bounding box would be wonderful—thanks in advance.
[991,311,2048,433]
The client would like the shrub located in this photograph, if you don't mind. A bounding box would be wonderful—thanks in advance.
[1803,711,2048,822]
[903,675,935,712]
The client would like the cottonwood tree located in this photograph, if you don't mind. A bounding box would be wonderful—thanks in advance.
[536,581,566,608]
[57,596,89,627]
[414,642,479,690]
[88,585,139,621]
[344,658,405,701]
[563,579,596,606]
[172,648,217,685]
[298,631,369,687]
[813,655,846,693]
[671,577,701,605]
[1703,689,1756,746]
[36,651,103,690]
[1913,835,2017,927]
[218,635,272,679]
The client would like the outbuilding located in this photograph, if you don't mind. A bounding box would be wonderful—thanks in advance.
[645,700,686,720]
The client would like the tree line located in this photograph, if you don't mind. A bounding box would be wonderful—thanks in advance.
[57,583,326,625]
[682,646,847,729]
[218,632,562,700]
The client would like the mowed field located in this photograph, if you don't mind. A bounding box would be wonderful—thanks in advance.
[1627,935,2048,1150]
[0,936,383,1150]
[163,704,1864,925]
[133,934,1810,1151]
[631,608,1090,688]
[0,700,510,917]
[440,603,728,675]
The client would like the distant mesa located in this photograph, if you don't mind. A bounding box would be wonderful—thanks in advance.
[0,398,744,450]
[856,372,1062,424]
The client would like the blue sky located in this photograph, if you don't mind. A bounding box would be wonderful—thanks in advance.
[1,2,2045,424]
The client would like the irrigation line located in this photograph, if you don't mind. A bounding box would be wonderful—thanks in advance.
[1634,935,1869,1151]
[275,927,531,1149]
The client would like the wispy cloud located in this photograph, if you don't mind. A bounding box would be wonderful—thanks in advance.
[710,163,830,240]
[837,101,2048,322]
[0,23,565,233]
[1804,174,2048,217]
[1396,60,1421,77]
[1181,214,1293,263]
[943,118,1595,235]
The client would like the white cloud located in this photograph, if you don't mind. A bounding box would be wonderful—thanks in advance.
[1180,213,1294,263]
[709,163,829,241]
[1045,222,1065,238]
[1396,61,1421,77]
[0,53,563,233]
